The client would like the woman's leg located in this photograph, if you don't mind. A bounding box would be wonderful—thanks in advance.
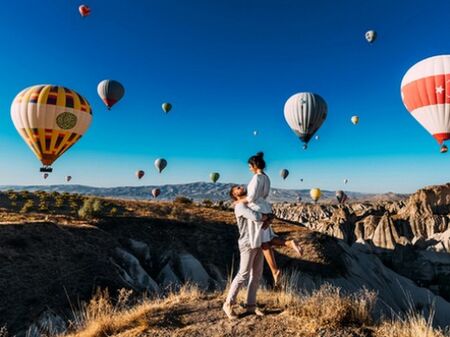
[261,242,281,285]
[270,237,302,255]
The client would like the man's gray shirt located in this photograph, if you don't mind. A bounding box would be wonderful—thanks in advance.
[234,202,262,249]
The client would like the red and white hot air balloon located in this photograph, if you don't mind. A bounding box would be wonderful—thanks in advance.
[79,5,91,17]
[401,55,450,149]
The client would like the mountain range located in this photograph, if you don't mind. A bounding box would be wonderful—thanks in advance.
[0,182,407,202]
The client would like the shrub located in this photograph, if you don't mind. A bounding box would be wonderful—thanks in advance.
[20,199,34,213]
[38,200,48,212]
[202,199,213,207]
[78,197,104,219]
[55,196,65,208]
[109,207,118,216]
[173,196,193,205]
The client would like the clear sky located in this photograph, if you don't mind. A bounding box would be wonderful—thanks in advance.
[0,0,448,193]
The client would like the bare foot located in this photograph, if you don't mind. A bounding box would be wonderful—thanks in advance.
[273,269,282,287]
[289,240,302,256]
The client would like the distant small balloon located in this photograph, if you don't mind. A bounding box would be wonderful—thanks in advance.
[136,170,145,179]
[65,176,72,182]
[344,179,349,184]
[365,30,377,43]
[315,135,320,140]
[210,172,220,183]
[162,103,172,113]
[253,130,258,136]
[300,178,304,182]
[97,80,125,110]
[351,116,359,125]
[310,188,321,202]
[152,188,161,198]
[154,158,167,173]
[280,169,289,180]
[79,5,91,17]
[441,144,448,153]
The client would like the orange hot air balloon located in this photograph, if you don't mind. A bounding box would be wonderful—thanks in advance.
[11,85,93,172]
[79,5,91,17]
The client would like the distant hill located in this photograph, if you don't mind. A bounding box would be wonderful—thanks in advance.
[0,182,407,202]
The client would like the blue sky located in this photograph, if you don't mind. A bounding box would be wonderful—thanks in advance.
[0,0,448,193]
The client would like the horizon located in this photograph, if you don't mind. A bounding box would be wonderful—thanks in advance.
[0,0,449,193]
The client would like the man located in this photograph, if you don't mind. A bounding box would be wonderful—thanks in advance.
[223,185,268,319]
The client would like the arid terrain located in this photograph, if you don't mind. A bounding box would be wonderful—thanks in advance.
[0,184,449,336]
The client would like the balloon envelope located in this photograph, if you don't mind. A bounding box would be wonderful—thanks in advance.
[154,158,167,173]
[351,116,359,125]
[280,169,289,180]
[162,103,172,113]
[65,176,72,182]
[284,92,327,147]
[11,85,93,169]
[79,5,90,17]
[401,55,450,146]
[136,170,145,179]
[210,172,220,183]
[152,188,160,198]
[365,30,376,43]
[310,188,321,202]
[97,80,124,110]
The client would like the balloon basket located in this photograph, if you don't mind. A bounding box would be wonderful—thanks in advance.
[40,167,53,173]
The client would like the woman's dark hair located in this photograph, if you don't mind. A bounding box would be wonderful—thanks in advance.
[247,152,266,170]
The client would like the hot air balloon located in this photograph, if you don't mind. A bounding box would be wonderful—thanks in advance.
[401,55,450,151]
[365,30,376,43]
[351,116,359,125]
[310,188,321,203]
[43,173,49,179]
[136,170,145,179]
[79,5,90,17]
[210,172,220,183]
[344,179,349,184]
[253,130,258,136]
[441,144,448,153]
[300,178,304,182]
[284,92,327,150]
[66,176,72,182]
[154,158,167,173]
[11,85,93,172]
[152,188,161,198]
[315,135,320,140]
[336,190,348,204]
[97,80,124,110]
[162,103,172,113]
[280,169,289,180]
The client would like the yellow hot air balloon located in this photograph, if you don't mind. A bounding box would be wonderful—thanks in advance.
[11,85,92,172]
[310,188,321,203]
[351,116,359,125]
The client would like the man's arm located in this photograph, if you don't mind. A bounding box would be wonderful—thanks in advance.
[235,203,266,222]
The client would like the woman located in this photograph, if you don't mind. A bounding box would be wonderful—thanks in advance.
[244,152,302,285]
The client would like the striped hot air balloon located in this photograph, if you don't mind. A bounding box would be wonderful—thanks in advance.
[401,55,450,149]
[284,92,327,150]
[11,85,92,172]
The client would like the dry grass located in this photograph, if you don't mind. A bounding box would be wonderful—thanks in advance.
[375,311,450,337]
[65,285,203,337]
[54,283,449,337]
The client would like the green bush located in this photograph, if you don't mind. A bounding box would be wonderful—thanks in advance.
[109,207,118,216]
[173,196,193,205]
[78,197,104,219]
[20,200,34,213]
[38,200,48,212]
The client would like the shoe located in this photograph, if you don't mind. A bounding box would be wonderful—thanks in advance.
[222,302,238,320]
[246,305,265,316]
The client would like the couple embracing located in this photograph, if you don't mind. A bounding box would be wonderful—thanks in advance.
[223,152,302,319]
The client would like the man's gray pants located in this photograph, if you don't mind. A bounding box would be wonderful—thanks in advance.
[226,246,264,306]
